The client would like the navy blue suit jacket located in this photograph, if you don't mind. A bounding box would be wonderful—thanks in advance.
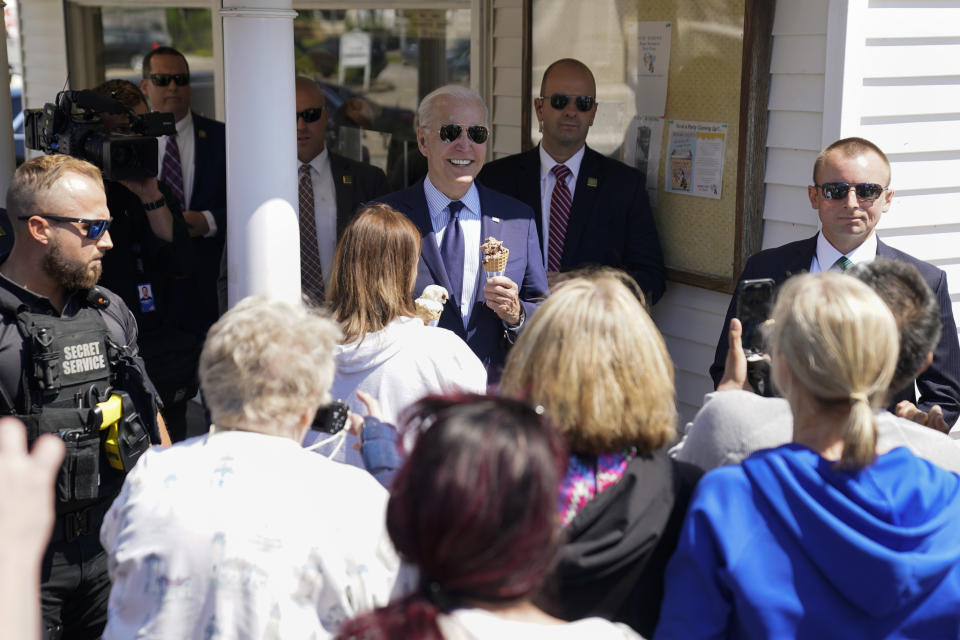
[710,234,960,427]
[329,152,390,236]
[478,145,666,304]
[376,180,549,374]
[185,112,227,332]
[188,112,227,231]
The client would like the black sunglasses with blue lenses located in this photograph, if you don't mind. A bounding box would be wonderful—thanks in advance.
[296,107,324,123]
[19,214,112,240]
[815,182,886,201]
[148,73,190,87]
[439,124,489,144]
[542,93,596,112]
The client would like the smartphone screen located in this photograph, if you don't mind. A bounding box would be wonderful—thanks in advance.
[736,278,775,356]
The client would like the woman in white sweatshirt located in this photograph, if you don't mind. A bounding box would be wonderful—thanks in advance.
[324,204,486,458]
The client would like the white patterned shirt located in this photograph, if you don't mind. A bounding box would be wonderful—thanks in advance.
[101,430,413,639]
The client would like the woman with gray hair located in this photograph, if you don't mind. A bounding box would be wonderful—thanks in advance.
[655,272,960,639]
[99,297,411,639]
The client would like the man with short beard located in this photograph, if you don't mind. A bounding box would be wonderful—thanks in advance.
[0,154,169,640]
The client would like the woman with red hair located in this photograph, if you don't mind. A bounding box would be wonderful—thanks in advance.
[336,395,640,639]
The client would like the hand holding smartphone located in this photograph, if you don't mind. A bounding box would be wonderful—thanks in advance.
[736,278,775,396]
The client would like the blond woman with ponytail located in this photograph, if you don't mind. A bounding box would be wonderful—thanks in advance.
[767,272,898,469]
[656,272,960,639]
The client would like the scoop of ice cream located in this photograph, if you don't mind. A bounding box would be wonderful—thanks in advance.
[480,236,505,257]
[414,298,443,325]
[419,284,449,304]
[481,237,509,274]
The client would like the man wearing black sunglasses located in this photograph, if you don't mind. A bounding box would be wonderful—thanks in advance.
[710,137,960,431]
[480,58,665,305]
[292,76,388,300]
[216,77,391,312]
[141,46,227,336]
[0,155,169,640]
[376,85,548,380]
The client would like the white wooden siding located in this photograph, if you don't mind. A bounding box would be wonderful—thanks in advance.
[19,0,69,113]
[854,1,960,313]
[651,283,732,423]
[489,0,524,158]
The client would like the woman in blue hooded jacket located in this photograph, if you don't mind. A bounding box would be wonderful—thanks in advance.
[655,272,960,639]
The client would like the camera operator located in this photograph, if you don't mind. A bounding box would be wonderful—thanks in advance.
[90,79,203,443]
[0,154,168,639]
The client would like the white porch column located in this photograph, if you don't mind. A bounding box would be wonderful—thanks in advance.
[221,1,300,307]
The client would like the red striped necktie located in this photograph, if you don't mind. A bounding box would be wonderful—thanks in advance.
[298,164,325,305]
[547,163,572,272]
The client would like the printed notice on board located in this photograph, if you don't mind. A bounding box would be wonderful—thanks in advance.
[623,115,664,208]
[635,22,671,116]
[665,120,727,199]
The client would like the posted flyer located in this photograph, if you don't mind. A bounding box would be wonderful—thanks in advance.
[665,120,727,199]
[634,21,671,116]
[623,115,664,207]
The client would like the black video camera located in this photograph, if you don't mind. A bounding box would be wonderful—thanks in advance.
[24,90,175,181]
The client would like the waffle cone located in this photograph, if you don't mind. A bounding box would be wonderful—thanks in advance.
[483,249,509,273]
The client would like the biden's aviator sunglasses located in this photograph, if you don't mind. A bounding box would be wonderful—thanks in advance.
[438,124,489,144]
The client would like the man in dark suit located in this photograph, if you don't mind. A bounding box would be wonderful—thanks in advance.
[377,85,548,377]
[293,76,389,304]
[479,58,665,304]
[141,46,226,334]
[216,77,389,312]
[711,137,960,430]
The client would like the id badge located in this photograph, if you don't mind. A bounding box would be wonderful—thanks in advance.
[138,283,157,313]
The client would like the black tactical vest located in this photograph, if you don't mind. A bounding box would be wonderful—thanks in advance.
[0,289,152,513]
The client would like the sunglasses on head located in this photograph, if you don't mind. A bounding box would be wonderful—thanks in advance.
[815,182,886,201]
[542,93,596,112]
[296,107,324,123]
[438,124,489,144]
[19,214,112,240]
[148,73,190,87]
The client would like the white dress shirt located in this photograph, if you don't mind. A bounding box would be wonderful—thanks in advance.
[300,148,338,281]
[157,111,217,237]
[424,176,482,322]
[538,143,586,268]
[810,231,878,273]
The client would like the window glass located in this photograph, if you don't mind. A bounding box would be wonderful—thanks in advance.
[531,0,747,279]
[92,6,470,189]
[6,0,24,163]
[101,7,217,118]
[294,8,472,189]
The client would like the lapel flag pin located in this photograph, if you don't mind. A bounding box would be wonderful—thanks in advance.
[198,130,207,139]
[587,177,598,187]
[343,176,353,184]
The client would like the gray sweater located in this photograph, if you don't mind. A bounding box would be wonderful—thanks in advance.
[671,390,960,473]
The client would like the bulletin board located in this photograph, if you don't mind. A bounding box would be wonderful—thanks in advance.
[524,0,774,291]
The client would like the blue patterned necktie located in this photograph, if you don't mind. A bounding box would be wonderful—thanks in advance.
[440,200,465,301]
